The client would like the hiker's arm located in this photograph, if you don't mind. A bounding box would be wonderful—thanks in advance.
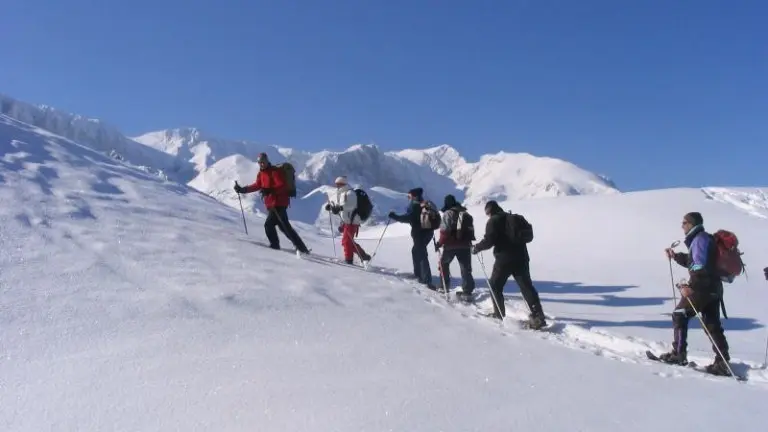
[688,235,711,272]
[242,173,263,193]
[389,203,414,223]
[672,252,689,268]
[473,218,497,253]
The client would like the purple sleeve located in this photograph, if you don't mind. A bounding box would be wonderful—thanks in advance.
[689,234,710,271]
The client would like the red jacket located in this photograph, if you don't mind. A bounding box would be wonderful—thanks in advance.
[243,165,290,209]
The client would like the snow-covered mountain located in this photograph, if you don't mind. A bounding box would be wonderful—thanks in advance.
[0,93,178,180]
[3,112,768,431]
[394,146,619,205]
[1,92,618,223]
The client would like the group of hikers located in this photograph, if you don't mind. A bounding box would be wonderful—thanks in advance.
[234,152,758,378]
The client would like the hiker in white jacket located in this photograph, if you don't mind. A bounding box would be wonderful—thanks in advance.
[325,176,371,265]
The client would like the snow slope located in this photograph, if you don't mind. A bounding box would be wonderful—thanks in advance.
[3,115,768,431]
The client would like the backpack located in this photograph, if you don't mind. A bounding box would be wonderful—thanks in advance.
[713,230,745,283]
[505,212,533,244]
[448,208,475,241]
[420,200,441,230]
[275,162,296,198]
[352,188,373,222]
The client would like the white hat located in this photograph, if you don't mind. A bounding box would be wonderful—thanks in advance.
[334,176,348,185]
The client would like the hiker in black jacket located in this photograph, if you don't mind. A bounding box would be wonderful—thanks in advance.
[388,187,437,289]
[472,200,547,329]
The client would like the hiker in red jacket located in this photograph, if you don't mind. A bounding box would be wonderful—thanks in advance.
[234,152,309,254]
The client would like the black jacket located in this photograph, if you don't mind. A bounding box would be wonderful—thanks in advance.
[391,200,433,239]
[474,211,529,266]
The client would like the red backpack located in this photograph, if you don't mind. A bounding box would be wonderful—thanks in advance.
[713,230,746,283]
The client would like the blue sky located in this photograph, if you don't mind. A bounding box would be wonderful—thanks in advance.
[2,0,765,191]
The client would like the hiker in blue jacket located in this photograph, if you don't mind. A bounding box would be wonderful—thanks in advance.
[388,187,437,290]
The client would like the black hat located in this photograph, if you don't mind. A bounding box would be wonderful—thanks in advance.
[684,212,703,226]
[408,187,423,199]
[484,200,502,214]
[441,194,459,212]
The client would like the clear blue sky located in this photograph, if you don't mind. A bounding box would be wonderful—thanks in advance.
[2,0,765,191]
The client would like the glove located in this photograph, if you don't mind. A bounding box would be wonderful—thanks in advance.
[677,283,693,298]
[234,183,246,194]
[664,248,675,259]
[331,205,341,215]
[324,203,331,211]
[337,225,344,234]
[434,243,441,252]
[388,211,396,219]
[471,246,479,255]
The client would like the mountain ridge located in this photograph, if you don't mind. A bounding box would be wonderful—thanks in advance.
[2,92,620,219]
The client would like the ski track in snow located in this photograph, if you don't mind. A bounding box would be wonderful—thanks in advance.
[262,242,768,386]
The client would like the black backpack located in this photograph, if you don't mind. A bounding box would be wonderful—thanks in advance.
[353,189,373,222]
[449,208,475,241]
[505,212,533,244]
[275,162,297,198]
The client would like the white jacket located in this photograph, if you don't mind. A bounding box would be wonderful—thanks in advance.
[329,185,361,225]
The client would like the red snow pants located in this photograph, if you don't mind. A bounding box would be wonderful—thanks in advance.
[340,223,368,261]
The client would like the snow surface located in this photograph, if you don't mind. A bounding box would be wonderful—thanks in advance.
[3,114,768,431]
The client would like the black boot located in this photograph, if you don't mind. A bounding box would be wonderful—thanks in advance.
[526,312,547,330]
[658,350,688,365]
[705,357,732,376]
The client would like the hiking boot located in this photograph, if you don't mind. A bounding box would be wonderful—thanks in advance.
[345,258,354,265]
[359,251,371,261]
[455,292,474,302]
[527,313,547,330]
[705,358,732,377]
[658,350,688,365]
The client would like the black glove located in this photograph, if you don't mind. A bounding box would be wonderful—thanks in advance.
[331,205,341,215]
[337,225,344,234]
[471,246,479,255]
[388,211,396,219]
[434,243,440,252]
[234,183,246,194]
[324,203,331,211]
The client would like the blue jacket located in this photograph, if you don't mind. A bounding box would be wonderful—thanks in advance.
[673,225,722,296]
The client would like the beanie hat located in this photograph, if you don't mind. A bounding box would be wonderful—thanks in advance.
[441,194,458,212]
[684,212,703,226]
[256,152,269,163]
[408,187,423,199]
[334,176,348,185]
[484,200,502,214]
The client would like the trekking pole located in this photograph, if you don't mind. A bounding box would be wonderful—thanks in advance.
[327,204,337,258]
[235,181,248,235]
[434,239,449,301]
[667,240,680,305]
[763,267,768,367]
[369,218,391,259]
[346,226,370,270]
[677,282,739,381]
[476,252,503,322]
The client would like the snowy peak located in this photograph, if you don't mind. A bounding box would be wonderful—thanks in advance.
[394,143,619,205]
[453,151,619,204]
[299,143,460,202]
[391,144,466,176]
